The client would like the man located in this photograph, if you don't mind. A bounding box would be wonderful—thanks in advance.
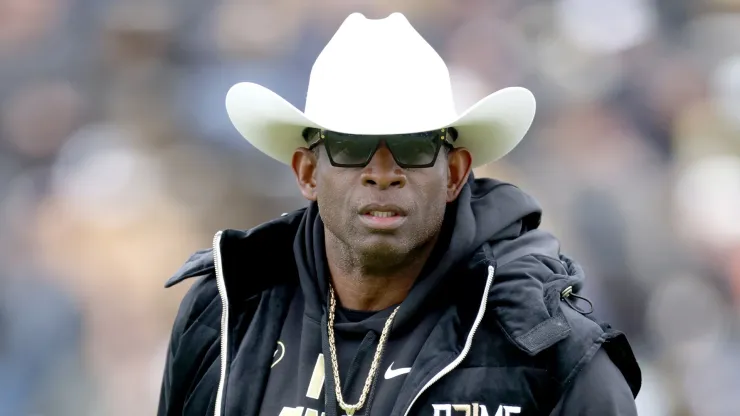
[158,13,641,416]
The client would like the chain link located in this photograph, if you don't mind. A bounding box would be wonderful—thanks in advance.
[327,286,400,416]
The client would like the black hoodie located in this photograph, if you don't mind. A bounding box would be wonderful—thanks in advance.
[158,178,641,416]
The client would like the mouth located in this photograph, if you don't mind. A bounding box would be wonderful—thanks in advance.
[358,204,407,230]
[359,204,406,217]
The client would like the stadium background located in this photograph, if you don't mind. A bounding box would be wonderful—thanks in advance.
[1,0,739,414]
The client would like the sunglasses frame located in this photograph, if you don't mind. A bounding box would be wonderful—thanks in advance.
[303,128,457,168]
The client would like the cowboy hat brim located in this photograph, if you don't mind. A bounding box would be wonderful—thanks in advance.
[225,82,536,169]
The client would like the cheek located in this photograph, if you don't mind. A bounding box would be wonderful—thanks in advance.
[315,172,353,216]
[415,178,449,215]
[315,187,340,232]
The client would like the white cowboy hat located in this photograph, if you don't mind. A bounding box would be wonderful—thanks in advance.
[225,12,536,168]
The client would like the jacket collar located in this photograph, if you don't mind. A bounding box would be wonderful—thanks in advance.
[164,209,305,291]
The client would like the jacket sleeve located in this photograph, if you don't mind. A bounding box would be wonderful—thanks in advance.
[158,335,176,416]
[157,275,217,416]
[548,348,638,416]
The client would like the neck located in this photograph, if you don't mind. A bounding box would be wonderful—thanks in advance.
[324,231,438,311]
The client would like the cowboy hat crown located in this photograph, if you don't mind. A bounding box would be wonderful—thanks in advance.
[225,12,536,168]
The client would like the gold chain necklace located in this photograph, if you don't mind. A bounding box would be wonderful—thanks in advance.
[327,286,401,416]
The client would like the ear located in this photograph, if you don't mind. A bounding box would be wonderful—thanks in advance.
[292,148,318,201]
[446,148,472,202]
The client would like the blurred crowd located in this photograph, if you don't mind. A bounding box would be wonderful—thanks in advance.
[1,0,739,415]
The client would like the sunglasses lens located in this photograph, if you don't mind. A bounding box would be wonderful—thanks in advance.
[324,132,378,166]
[386,132,440,167]
[320,130,444,168]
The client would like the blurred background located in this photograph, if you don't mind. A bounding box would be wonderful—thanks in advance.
[0,0,739,414]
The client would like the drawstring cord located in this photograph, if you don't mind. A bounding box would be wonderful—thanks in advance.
[561,285,594,315]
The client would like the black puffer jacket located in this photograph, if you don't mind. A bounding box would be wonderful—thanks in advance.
[158,178,641,416]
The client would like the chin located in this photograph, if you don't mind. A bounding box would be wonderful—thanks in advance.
[356,239,409,265]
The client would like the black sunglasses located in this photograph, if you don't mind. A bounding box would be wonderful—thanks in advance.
[303,128,457,168]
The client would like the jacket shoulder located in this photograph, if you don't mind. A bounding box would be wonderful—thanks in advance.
[556,302,642,398]
[170,272,221,343]
[164,209,306,290]
[483,240,641,399]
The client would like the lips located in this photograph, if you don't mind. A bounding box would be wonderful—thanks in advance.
[358,204,407,230]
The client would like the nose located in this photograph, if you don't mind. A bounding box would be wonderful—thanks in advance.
[361,142,407,190]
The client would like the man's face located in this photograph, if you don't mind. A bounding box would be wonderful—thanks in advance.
[292,134,472,268]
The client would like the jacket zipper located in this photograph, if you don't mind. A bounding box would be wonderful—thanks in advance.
[212,231,229,416]
[211,229,494,416]
[401,265,495,416]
